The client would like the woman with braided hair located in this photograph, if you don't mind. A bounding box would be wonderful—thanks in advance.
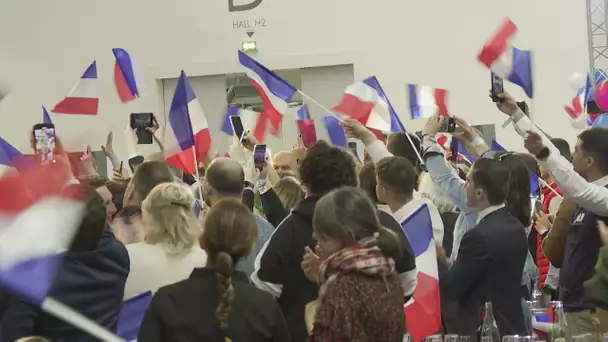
[138,199,290,342]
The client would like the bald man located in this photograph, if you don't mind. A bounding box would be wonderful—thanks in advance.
[202,157,273,277]
[273,151,298,178]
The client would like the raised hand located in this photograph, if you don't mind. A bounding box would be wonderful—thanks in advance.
[100,132,115,158]
[490,90,519,116]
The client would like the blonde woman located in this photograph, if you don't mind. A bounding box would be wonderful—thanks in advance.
[139,199,289,341]
[124,182,207,299]
[272,176,304,211]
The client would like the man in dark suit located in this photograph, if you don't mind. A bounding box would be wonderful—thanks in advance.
[439,158,528,339]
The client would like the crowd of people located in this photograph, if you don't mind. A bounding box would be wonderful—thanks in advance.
[1,89,608,342]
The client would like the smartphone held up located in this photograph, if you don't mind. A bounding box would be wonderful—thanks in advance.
[130,113,155,144]
[491,72,504,102]
[229,116,245,141]
[32,123,56,165]
[439,117,456,133]
[253,144,267,171]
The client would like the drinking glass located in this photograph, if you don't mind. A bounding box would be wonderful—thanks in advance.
[515,336,532,342]
[573,333,594,342]
[459,336,472,342]
[424,335,442,342]
[444,334,459,342]
[502,335,518,342]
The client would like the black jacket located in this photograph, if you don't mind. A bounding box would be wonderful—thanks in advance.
[253,196,416,342]
[1,231,130,342]
[138,268,290,342]
[242,188,288,228]
[441,207,528,339]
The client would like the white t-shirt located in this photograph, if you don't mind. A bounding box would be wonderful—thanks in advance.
[124,242,208,299]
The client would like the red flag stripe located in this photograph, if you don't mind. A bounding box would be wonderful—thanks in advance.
[296,119,318,148]
[52,98,99,115]
[332,93,376,120]
[478,19,518,67]
[434,89,449,116]
[250,79,283,135]
[114,62,136,103]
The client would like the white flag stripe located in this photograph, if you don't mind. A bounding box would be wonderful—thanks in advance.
[0,197,84,269]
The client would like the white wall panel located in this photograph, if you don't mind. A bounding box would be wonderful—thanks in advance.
[0,0,589,157]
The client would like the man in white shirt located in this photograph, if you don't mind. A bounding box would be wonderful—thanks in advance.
[495,91,608,336]
[375,155,444,243]
[342,118,444,243]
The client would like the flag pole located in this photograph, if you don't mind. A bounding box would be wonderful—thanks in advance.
[191,147,204,200]
[42,298,123,342]
[537,176,563,199]
[298,89,424,165]
[297,90,342,121]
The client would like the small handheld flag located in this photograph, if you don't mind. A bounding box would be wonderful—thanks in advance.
[363,77,406,133]
[113,48,144,103]
[296,119,317,148]
[42,106,52,124]
[400,205,441,342]
[333,81,392,132]
[565,74,592,129]
[164,71,211,174]
[297,105,312,121]
[0,137,24,167]
[478,19,533,98]
[324,116,348,148]
[238,51,297,136]
[408,84,449,119]
[52,61,99,115]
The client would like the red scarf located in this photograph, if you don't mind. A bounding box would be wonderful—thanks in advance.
[317,235,396,300]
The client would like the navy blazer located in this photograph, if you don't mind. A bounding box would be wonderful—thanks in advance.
[441,207,529,339]
[1,231,129,342]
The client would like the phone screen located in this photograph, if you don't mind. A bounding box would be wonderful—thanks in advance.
[130,113,154,144]
[491,73,504,102]
[348,142,357,154]
[253,144,267,171]
[34,126,56,165]
[230,116,245,140]
[130,113,153,129]
[439,117,456,133]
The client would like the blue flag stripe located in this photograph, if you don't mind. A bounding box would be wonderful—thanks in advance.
[400,204,433,257]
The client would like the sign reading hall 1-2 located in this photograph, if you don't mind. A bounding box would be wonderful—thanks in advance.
[229,0,262,12]
[233,18,266,29]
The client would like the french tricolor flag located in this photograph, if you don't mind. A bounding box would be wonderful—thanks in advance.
[113,48,144,103]
[0,163,85,306]
[565,74,592,129]
[324,115,348,148]
[401,205,441,342]
[238,51,297,137]
[0,137,25,167]
[332,81,392,133]
[296,105,317,148]
[164,71,211,174]
[52,61,99,115]
[478,18,533,98]
[408,84,449,119]
[363,77,406,133]
[297,104,312,120]
[450,138,475,164]
[42,106,52,124]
